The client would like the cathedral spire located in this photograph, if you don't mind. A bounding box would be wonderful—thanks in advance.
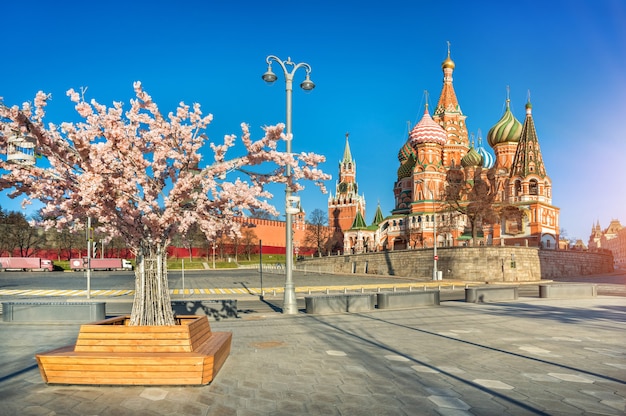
[432,42,468,167]
[435,41,462,117]
[510,94,547,179]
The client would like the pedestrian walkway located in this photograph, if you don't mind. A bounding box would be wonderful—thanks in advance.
[1,295,625,415]
[0,281,465,298]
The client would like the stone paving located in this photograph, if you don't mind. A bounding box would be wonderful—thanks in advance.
[0,296,625,415]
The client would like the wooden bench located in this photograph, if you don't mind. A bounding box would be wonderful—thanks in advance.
[36,315,232,385]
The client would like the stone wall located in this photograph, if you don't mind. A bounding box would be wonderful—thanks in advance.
[297,247,614,282]
[538,250,614,279]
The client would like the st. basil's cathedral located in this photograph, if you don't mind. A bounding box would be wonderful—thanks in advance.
[329,48,560,253]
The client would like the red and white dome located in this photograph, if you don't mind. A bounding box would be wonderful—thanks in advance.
[409,107,447,147]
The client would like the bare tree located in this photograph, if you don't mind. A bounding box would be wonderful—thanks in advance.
[241,227,258,261]
[1,211,46,256]
[445,167,499,246]
[304,208,332,256]
[173,223,204,261]
[48,227,83,260]
[248,209,279,221]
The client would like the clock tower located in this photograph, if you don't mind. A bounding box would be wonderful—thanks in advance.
[328,133,366,232]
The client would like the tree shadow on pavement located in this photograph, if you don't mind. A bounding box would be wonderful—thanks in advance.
[172,299,239,320]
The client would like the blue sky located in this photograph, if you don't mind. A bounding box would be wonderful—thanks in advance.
[1,0,624,243]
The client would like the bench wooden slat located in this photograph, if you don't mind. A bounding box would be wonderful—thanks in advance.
[37,362,203,372]
[40,374,204,385]
[76,331,192,339]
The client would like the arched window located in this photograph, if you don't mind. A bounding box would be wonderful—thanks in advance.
[529,179,538,195]
[515,180,522,196]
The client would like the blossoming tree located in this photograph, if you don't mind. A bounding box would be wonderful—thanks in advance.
[0,82,330,325]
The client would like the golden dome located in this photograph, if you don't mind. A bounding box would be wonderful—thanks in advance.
[442,56,455,70]
[442,41,455,69]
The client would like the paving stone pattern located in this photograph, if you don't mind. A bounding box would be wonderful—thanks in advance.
[0,297,625,415]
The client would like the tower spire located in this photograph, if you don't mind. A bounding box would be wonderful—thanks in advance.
[511,97,548,179]
[342,132,353,163]
[506,85,511,107]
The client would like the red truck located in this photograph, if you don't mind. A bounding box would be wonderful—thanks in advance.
[70,258,133,271]
[0,257,54,272]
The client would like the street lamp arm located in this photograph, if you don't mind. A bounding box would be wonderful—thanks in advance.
[263,56,315,91]
[265,55,313,77]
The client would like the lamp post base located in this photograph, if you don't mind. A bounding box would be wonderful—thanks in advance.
[282,285,298,314]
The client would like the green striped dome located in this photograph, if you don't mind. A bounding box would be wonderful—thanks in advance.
[398,140,415,162]
[397,153,416,179]
[487,100,522,147]
[461,147,483,167]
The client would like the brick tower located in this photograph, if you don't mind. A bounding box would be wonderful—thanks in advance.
[328,133,366,232]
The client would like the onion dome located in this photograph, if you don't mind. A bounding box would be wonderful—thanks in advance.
[461,146,483,167]
[525,99,533,114]
[442,41,455,69]
[442,55,455,70]
[487,99,522,147]
[397,153,416,179]
[409,105,447,147]
[475,130,495,168]
[397,140,415,162]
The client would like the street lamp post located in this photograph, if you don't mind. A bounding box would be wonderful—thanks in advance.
[433,199,438,281]
[262,55,315,314]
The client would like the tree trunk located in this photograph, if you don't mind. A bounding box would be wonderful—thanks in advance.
[129,241,175,326]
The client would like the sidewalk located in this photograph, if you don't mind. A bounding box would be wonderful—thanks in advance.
[1,296,625,415]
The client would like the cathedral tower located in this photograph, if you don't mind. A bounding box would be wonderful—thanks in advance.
[507,99,559,247]
[432,43,469,168]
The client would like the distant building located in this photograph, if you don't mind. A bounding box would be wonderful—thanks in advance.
[571,239,588,250]
[588,219,625,268]
[338,47,560,253]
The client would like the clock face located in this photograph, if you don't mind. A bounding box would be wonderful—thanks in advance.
[339,182,348,193]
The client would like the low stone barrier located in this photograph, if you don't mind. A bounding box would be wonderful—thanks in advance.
[305,294,348,314]
[465,286,519,303]
[347,293,376,312]
[2,301,106,322]
[305,293,375,314]
[377,290,440,310]
[539,284,597,298]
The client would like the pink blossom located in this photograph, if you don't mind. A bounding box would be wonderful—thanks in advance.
[0,82,330,251]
